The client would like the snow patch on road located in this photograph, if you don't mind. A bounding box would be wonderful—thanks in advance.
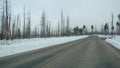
[0,36,88,58]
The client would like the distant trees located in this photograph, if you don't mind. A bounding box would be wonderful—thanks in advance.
[0,0,89,40]
[46,21,51,37]
[116,22,120,34]
[118,14,120,22]
[40,11,52,37]
[83,25,85,35]
[66,15,70,36]
[104,23,109,35]
[2,0,120,41]
[41,11,46,37]
[57,22,60,36]
[1,2,5,40]
[5,0,10,40]
[26,11,31,38]
[22,8,31,39]
[0,1,33,40]
[23,7,26,38]
[12,21,15,39]
[14,15,21,39]
[73,26,83,35]
[116,14,120,35]
[73,26,79,35]
[0,0,11,40]
[111,13,114,35]
[60,10,65,36]
[91,25,94,34]
[72,25,90,35]
[83,25,88,35]
[111,25,114,35]
[83,25,86,31]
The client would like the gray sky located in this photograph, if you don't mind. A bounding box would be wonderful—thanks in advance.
[11,0,120,30]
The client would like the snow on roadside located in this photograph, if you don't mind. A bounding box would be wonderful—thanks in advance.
[0,36,88,58]
[97,35,112,38]
[104,35,120,49]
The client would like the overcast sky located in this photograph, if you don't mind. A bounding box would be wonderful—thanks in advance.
[11,0,120,30]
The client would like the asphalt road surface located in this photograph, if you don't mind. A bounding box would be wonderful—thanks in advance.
[0,36,120,68]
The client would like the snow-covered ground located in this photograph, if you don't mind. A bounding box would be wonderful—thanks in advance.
[98,35,120,49]
[98,35,112,39]
[0,36,88,58]
[105,35,120,49]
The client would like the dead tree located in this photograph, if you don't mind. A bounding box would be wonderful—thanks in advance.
[26,10,31,38]
[5,0,10,40]
[23,7,26,38]
[41,11,46,37]
[66,15,70,36]
[60,10,65,36]
[1,4,5,39]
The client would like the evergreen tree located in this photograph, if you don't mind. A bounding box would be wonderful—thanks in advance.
[104,23,109,35]
[91,25,94,34]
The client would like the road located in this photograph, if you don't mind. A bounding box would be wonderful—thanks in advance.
[0,36,120,68]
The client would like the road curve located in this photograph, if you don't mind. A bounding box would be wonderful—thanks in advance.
[0,36,120,68]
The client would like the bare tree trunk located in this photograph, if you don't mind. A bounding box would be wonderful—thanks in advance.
[61,10,65,36]
[23,7,26,39]
[41,11,46,37]
[58,22,60,36]
[1,4,5,40]
[27,10,31,38]
[66,15,70,36]
[12,22,15,40]
[5,0,9,40]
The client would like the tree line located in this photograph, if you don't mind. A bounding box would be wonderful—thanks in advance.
[72,13,120,36]
[0,0,120,40]
[0,0,73,40]
[0,0,32,40]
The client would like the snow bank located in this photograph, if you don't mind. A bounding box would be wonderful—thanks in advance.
[105,36,120,49]
[98,35,112,38]
[0,36,88,58]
